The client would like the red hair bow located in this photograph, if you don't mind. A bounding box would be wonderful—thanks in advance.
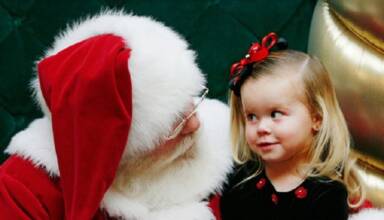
[230,32,278,77]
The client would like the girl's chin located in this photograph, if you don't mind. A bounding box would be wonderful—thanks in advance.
[251,144,279,158]
[260,156,280,163]
[257,151,286,164]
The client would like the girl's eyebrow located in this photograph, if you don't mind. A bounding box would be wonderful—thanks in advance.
[243,104,289,115]
[272,104,290,110]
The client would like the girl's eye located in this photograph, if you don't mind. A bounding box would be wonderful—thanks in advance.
[246,114,257,122]
[271,111,283,119]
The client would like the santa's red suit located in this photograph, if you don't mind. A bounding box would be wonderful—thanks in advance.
[0,12,232,220]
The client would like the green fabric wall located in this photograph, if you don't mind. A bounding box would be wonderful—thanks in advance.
[0,0,317,162]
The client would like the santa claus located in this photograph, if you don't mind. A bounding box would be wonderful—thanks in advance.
[0,11,232,219]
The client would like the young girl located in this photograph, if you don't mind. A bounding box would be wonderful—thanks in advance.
[219,33,365,220]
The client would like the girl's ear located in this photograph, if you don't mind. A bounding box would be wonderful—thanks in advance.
[312,113,322,132]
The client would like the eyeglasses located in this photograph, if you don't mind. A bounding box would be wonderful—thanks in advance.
[164,86,209,140]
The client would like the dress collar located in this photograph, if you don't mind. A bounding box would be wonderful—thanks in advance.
[254,170,309,205]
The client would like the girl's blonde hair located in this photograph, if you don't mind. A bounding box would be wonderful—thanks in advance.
[229,50,365,208]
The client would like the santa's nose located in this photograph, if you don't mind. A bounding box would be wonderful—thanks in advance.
[181,113,200,135]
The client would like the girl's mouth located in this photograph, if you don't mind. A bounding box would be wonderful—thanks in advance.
[257,142,279,149]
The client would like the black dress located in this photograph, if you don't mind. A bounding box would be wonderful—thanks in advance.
[220,162,349,220]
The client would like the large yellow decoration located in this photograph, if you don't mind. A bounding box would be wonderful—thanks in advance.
[308,0,384,206]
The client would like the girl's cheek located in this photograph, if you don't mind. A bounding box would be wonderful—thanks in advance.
[275,119,292,134]
[245,124,258,145]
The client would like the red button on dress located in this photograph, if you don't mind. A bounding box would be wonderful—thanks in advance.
[271,193,279,205]
[256,178,266,189]
[294,186,308,199]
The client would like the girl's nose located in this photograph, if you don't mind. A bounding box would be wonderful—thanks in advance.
[257,118,271,136]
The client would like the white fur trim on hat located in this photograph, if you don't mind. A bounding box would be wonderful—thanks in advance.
[5,117,59,176]
[31,10,206,158]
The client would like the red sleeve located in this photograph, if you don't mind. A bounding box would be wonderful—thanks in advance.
[0,156,64,219]
[208,193,222,220]
[0,172,49,219]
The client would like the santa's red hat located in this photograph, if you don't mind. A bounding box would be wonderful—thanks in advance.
[29,11,205,219]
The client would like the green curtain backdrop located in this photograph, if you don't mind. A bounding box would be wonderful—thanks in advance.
[0,0,317,162]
